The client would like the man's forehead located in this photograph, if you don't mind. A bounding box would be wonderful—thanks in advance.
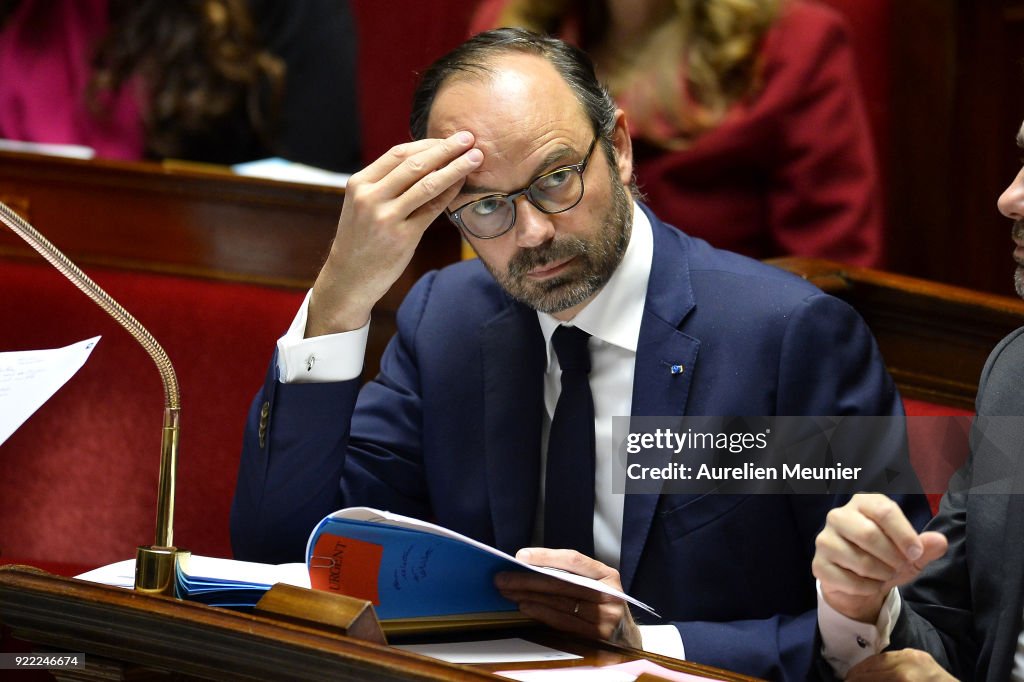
[425,53,584,139]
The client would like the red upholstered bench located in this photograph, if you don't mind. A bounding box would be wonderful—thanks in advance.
[0,259,304,575]
[770,256,1024,515]
[903,398,974,513]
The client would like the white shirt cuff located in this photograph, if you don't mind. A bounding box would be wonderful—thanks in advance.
[817,580,901,679]
[275,290,368,383]
[638,624,685,660]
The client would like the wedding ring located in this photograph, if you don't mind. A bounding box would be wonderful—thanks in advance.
[572,600,581,616]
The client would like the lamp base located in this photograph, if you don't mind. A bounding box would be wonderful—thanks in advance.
[135,545,191,596]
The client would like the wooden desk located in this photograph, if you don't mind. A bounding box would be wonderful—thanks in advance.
[0,566,758,681]
[0,150,461,379]
[770,257,1024,410]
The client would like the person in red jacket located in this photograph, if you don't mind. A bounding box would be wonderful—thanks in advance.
[471,0,883,267]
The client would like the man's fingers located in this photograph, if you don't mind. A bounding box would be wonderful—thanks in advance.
[356,137,441,184]
[852,493,925,562]
[846,649,955,681]
[820,507,906,577]
[495,570,611,603]
[399,148,482,224]
[499,550,628,642]
[517,599,601,638]
[407,179,465,229]
[516,547,615,581]
[816,530,904,583]
[914,532,948,572]
[378,132,478,198]
[814,558,889,599]
[499,589,594,621]
[511,596,625,641]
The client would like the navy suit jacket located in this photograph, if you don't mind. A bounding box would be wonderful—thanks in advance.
[232,205,929,681]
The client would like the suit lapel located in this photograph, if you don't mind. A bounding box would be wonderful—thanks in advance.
[620,211,701,592]
[480,302,546,554]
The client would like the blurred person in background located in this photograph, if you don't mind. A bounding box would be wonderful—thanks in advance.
[0,0,360,171]
[471,0,883,266]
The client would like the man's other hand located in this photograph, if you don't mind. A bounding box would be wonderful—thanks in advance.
[813,493,947,623]
[495,547,641,647]
[846,649,956,681]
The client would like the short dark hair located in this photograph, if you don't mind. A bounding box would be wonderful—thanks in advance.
[409,28,617,147]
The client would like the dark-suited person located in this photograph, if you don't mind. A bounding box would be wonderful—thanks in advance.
[231,28,928,681]
[812,122,1024,680]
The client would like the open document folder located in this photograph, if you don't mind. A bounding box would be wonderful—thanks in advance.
[307,507,659,622]
[78,507,656,626]
[0,336,99,446]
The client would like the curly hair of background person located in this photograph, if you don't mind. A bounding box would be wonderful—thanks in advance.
[85,0,284,160]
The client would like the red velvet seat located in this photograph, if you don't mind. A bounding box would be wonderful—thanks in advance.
[0,259,303,574]
[902,398,973,513]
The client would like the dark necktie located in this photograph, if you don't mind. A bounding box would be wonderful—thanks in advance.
[544,325,596,557]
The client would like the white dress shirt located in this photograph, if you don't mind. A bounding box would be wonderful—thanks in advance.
[275,203,684,658]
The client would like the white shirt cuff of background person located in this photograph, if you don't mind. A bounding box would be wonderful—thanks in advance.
[817,580,900,678]
[276,290,367,383]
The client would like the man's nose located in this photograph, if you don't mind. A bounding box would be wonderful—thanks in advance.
[514,199,556,248]
[998,166,1024,220]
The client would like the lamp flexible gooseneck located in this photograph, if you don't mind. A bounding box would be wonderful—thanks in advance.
[0,200,187,594]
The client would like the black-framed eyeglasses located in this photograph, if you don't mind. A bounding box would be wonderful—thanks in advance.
[446,134,600,239]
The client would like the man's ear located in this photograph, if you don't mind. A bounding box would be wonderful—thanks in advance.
[611,109,633,188]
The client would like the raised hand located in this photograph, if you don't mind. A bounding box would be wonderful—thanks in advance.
[813,493,948,623]
[307,131,483,337]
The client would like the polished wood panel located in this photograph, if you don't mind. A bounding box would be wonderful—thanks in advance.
[886,0,1024,294]
[0,566,760,681]
[0,151,340,287]
[0,150,462,379]
[771,257,1024,409]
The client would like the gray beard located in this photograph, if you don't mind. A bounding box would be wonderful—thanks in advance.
[484,170,632,314]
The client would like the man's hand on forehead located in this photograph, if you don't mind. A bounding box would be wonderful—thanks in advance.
[305,132,482,338]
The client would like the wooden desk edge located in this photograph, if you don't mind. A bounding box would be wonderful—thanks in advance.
[0,566,760,681]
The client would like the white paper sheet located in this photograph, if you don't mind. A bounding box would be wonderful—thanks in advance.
[74,558,136,589]
[181,555,310,588]
[0,336,100,446]
[394,638,581,664]
[232,157,350,187]
[74,556,310,590]
[0,138,95,159]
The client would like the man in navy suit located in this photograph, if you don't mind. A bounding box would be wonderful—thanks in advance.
[231,28,928,681]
